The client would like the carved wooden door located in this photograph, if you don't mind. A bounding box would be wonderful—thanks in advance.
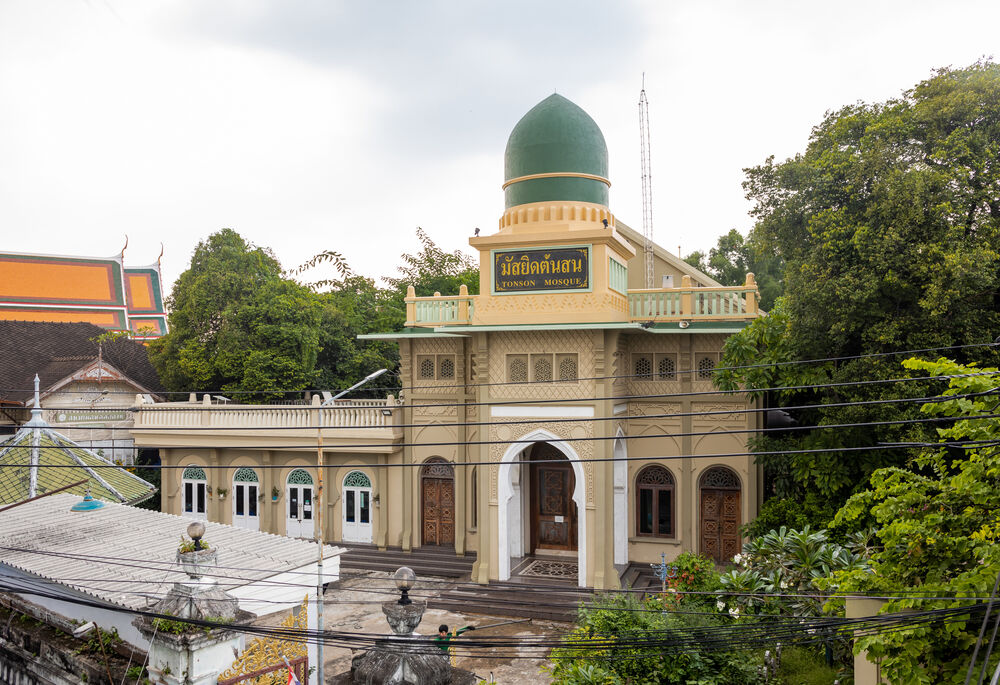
[700,488,741,564]
[422,475,455,546]
[531,463,577,551]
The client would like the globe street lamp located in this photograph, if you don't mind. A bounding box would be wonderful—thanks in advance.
[394,566,416,606]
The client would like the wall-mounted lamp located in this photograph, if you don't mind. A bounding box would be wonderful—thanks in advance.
[678,320,690,329]
[380,409,393,417]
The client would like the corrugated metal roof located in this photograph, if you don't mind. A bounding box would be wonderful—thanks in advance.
[0,493,344,611]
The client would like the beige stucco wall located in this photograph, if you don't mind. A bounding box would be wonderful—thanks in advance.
[154,323,758,591]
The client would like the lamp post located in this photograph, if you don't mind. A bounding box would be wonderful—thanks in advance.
[393,566,416,606]
[315,368,388,685]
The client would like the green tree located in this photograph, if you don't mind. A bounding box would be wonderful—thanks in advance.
[149,229,323,401]
[548,593,764,684]
[383,226,479,297]
[829,357,1000,683]
[684,229,784,311]
[719,61,1000,523]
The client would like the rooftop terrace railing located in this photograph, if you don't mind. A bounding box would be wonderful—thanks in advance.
[404,274,759,327]
[133,396,400,431]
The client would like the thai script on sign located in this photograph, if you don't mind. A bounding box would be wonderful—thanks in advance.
[494,247,590,292]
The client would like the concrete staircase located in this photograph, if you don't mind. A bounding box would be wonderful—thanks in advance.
[618,562,658,596]
[338,544,476,579]
[430,577,593,623]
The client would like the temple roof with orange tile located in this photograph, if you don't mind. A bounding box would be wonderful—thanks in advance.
[0,251,167,340]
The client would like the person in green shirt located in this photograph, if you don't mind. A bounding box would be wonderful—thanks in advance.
[435,623,475,664]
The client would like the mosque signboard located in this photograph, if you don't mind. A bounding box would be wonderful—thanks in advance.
[493,246,590,293]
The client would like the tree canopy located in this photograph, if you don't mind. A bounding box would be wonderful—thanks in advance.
[718,61,1000,523]
[830,358,1000,683]
[148,229,322,400]
[684,228,784,311]
[150,226,478,400]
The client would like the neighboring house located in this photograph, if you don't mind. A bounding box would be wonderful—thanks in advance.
[0,248,168,340]
[0,379,157,505]
[133,94,762,589]
[0,320,165,463]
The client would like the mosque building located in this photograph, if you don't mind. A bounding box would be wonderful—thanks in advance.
[135,94,761,589]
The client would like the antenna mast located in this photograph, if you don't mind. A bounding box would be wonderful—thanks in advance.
[639,76,654,289]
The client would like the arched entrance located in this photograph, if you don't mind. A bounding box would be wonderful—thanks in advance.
[699,466,741,564]
[342,470,373,543]
[421,458,455,546]
[528,443,577,552]
[182,465,207,520]
[232,467,260,531]
[498,431,587,586]
[285,469,314,539]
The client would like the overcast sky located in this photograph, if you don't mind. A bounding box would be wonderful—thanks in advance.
[1,1,997,294]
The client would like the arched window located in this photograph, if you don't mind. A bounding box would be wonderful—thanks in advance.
[182,465,207,518]
[344,470,371,488]
[636,465,675,537]
[234,467,259,483]
[287,468,314,485]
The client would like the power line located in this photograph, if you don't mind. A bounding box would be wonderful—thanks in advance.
[3,340,997,397]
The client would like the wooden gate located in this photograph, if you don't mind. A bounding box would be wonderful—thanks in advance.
[699,467,741,564]
[421,458,455,546]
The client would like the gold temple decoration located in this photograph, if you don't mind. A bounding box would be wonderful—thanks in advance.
[218,595,309,685]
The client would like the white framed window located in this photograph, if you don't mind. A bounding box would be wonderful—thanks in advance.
[182,465,207,520]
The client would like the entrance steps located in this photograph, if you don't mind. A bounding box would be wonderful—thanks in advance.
[619,562,658,595]
[338,543,475,579]
[430,577,593,623]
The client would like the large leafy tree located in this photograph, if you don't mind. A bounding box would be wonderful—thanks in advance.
[718,61,1000,523]
[149,229,322,400]
[684,228,784,311]
[830,358,1000,683]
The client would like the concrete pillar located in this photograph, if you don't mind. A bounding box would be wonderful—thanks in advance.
[845,598,887,685]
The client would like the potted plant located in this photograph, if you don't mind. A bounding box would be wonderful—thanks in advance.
[216,487,228,500]
[271,486,280,502]
[206,485,213,497]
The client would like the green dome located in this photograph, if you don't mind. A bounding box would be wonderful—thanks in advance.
[504,93,609,209]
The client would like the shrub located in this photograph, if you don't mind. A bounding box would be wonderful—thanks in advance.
[741,497,811,539]
[548,592,764,684]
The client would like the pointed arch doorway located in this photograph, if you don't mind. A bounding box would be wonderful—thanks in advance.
[421,458,455,547]
[529,443,577,552]
[498,432,587,586]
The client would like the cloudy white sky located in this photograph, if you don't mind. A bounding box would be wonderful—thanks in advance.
[1,1,997,293]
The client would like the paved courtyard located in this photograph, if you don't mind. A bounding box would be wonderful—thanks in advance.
[256,570,573,684]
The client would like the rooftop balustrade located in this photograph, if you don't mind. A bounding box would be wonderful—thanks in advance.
[404,274,759,327]
[131,395,402,452]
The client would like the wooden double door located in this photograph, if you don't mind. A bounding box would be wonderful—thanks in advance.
[422,459,455,546]
[529,445,577,552]
[700,487,741,564]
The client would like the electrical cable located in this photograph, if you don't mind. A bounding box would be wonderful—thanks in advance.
[4,339,996,397]
[0,578,987,658]
[1,544,995,604]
